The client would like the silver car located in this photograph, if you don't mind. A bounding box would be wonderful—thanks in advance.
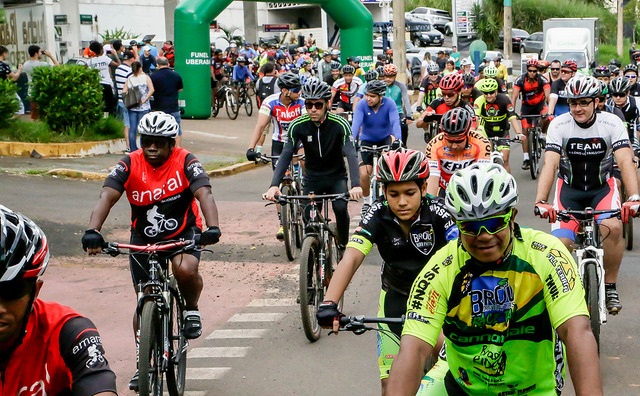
[520,31,544,57]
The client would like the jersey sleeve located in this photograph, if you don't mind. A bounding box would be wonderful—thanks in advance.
[258,99,273,117]
[103,155,132,192]
[184,153,211,193]
[610,115,632,151]
[545,118,563,154]
[346,201,384,255]
[59,317,117,396]
[425,136,442,180]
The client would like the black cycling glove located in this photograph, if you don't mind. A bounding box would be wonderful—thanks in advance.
[197,226,222,246]
[246,148,258,162]
[81,229,106,251]
[316,301,343,328]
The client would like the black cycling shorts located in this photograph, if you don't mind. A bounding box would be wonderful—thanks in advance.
[337,101,353,112]
[359,137,392,166]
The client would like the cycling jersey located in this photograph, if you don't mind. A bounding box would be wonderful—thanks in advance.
[332,77,362,104]
[473,93,517,137]
[351,96,401,142]
[104,148,210,241]
[426,130,492,192]
[403,225,587,395]
[513,74,549,106]
[0,299,117,395]
[546,111,630,191]
[630,82,640,97]
[259,93,305,143]
[607,96,640,148]
[460,88,482,104]
[385,81,412,116]
[419,76,442,107]
[426,97,474,117]
[550,78,570,116]
[232,64,254,83]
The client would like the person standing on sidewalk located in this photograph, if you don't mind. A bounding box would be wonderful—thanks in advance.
[114,51,135,151]
[22,45,59,119]
[122,61,154,151]
[0,45,24,114]
[150,56,184,147]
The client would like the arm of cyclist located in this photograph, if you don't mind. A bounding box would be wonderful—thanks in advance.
[415,106,436,129]
[194,186,221,245]
[614,146,640,222]
[534,151,561,223]
[548,93,558,116]
[510,85,521,109]
[343,135,363,200]
[351,100,365,141]
[557,316,603,395]
[389,103,402,141]
[399,83,413,123]
[425,142,441,197]
[246,111,271,160]
[386,335,435,395]
[264,136,295,200]
[83,186,123,254]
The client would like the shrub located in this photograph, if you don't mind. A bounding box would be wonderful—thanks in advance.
[0,117,123,143]
[0,79,20,124]
[31,65,103,132]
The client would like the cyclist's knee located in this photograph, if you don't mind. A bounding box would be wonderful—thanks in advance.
[601,218,622,238]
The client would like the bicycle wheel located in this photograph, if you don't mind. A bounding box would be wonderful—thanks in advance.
[211,101,219,118]
[225,91,239,120]
[281,185,298,261]
[138,301,164,396]
[299,236,322,342]
[583,261,600,351]
[244,92,253,116]
[528,131,539,180]
[327,223,344,312]
[166,278,187,396]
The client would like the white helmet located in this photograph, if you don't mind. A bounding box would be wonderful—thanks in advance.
[138,111,180,138]
[445,163,518,221]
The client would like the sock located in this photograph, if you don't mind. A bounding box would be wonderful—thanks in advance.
[256,145,262,153]
[523,153,530,160]
[364,195,372,205]
[605,283,616,289]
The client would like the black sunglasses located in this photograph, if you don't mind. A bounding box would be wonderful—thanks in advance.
[550,68,560,71]
[305,101,325,110]
[140,136,171,148]
[527,69,538,73]
[611,92,627,97]
[0,279,34,302]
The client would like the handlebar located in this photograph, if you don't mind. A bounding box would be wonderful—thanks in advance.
[276,192,349,205]
[359,144,391,153]
[518,114,548,120]
[556,208,621,222]
[255,152,304,164]
[338,315,405,335]
[488,136,523,145]
[101,240,198,257]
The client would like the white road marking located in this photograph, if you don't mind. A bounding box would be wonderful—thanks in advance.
[228,312,287,322]
[186,367,231,380]
[264,288,280,294]
[207,328,268,339]
[184,130,238,140]
[248,298,296,307]
[189,347,251,358]
[281,273,298,281]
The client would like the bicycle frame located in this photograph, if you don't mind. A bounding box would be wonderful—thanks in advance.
[487,136,522,166]
[360,145,390,200]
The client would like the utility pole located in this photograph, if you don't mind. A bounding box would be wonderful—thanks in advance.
[392,0,406,86]
[617,0,623,57]
[504,0,512,60]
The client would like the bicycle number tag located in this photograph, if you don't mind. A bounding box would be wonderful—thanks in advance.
[310,206,317,220]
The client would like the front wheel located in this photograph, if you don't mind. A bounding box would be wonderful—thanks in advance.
[299,236,322,342]
[528,131,539,180]
[225,91,239,120]
[281,185,298,261]
[166,278,187,396]
[138,301,164,396]
[583,262,600,352]
[244,92,253,116]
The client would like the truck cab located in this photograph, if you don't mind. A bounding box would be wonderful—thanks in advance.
[543,18,598,74]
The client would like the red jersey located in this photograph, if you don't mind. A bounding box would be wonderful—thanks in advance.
[104,148,211,241]
[513,74,549,106]
[0,300,116,395]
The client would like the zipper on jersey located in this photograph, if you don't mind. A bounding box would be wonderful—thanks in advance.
[317,126,322,157]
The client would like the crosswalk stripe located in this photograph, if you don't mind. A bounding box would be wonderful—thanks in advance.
[207,328,268,339]
[189,347,251,358]
[186,367,231,380]
[228,312,287,322]
[248,298,296,307]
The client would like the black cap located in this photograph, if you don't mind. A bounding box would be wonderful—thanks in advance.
[122,51,135,60]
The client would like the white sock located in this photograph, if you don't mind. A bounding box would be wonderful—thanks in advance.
[364,195,372,205]
[523,153,530,160]
[256,145,262,153]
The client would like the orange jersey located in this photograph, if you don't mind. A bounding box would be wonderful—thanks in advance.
[426,130,492,191]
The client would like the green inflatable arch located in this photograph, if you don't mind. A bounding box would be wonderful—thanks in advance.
[175,0,373,118]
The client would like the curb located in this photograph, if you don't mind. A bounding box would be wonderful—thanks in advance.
[0,139,126,157]
[45,161,266,180]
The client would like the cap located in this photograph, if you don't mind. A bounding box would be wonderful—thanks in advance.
[143,46,151,52]
[104,44,113,52]
[122,51,135,60]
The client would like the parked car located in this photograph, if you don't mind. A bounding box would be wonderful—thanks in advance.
[497,28,530,51]
[408,22,444,47]
[520,31,544,57]
[405,7,452,32]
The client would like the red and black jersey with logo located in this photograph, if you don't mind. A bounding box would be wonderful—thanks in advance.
[104,148,211,241]
[513,74,549,106]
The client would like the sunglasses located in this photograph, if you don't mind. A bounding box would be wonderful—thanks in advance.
[550,68,560,71]
[0,279,34,302]
[429,72,439,76]
[140,136,171,148]
[568,99,594,108]
[457,210,513,236]
[289,87,301,93]
[484,90,498,95]
[442,91,458,98]
[611,92,627,98]
[444,135,466,144]
[560,70,573,74]
[625,75,638,79]
[305,101,325,110]
[527,69,538,73]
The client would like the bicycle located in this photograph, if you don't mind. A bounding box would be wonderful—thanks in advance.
[487,136,522,166]
[211,79,239,120]
[555,208,621,351]
[234,82,254,117]
[520,114,547,180]
[359,144,390,200]
[620,180,634,250]
[258,152,305,261]
[422,113,443,144]
[102,239,200,396]
[277,192,348,342]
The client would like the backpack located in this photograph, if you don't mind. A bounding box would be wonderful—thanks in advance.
[257,76,277,106]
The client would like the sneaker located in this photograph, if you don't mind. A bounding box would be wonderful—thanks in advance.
[361,203,371,217]
[183,310,203,339]
[129,370,139,391]
[605,287,622,314]
[521,160,531,170]
[276,226,284,241]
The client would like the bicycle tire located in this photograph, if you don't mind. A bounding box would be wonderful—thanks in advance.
[528,131,539,180]
[281,185,298,261]
[211,102,219,118]
[299,236,322,341]
[583,261,600,351]
[225,91,239,120]
[138,301,164,396]
[244,92,253,116]
[166,278,187,396]
[327,223,344,312]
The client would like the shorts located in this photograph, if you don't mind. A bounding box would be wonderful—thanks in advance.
[117,100,130,128]
[520,102,548,129]
[416,359,449,395]
[211,75,223,88]
[128,226,201,287]
[551,178,621,241]
[337,101,353,112]
[376,288,407,379]
[359,137,392,166]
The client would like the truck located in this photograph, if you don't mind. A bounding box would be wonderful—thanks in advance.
[543,18,598,72]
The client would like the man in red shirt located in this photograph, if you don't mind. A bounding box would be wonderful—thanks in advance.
[0,205,117,395]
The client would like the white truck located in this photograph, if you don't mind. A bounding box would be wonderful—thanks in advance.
[543,18,598,72]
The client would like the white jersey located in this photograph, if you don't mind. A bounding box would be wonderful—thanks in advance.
[258,93,306,142]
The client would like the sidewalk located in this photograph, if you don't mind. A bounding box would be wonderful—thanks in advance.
[0,114,262,180]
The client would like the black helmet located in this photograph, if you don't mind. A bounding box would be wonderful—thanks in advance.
[277,72,302,89]
[341,64,356,75]
[301,79,332,100]
[592,66,611,78]
[610,58,622,68]
[609,76,631,94]
[366,80,387,96]
[330,61,341,70]
[623,64,638,74]
[364,69,379,82]
[462,73,475,87]
[440,108,473,137]
[237,56,247,63]
[376,65,385,76]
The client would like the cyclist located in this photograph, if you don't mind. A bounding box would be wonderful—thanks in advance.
[0,205,118,395]
[425,107,491,197]
[324,60,341,86]
[537,59,551,81]
[593,65,612,86]
[415,63,441,113]
[416,73,475,130]
[81,112,222,390]
[481,64,507,94]
[473,78,523,173]
[511,58,550,170]
[382,63,413,145]
[548,60,577,117]
[460,73,482,104]
[545,59,562,84]
[353,69,381,109]
[231,56,255,88]
[263,79,362,250]
[534,76,640,314]
[351,79,402,215]
[623,63,640,97]
[596,80,624,121]
[316,149,458,394]
[387,163,603,396]
[608,76,640,161]
[210,49,225,109]
[246,73,305,239]
[330,64,362,114]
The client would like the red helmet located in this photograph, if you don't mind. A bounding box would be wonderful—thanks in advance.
[383,64,398,76]
[562,60,578,72]
[439,73,464,91]
[526,59,539,68]
[377,148,429,183]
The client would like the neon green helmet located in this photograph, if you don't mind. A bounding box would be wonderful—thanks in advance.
[475,78,499,93]
[483,65,499,78]
[445,163,518,221]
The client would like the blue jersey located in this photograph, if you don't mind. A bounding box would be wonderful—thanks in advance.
[352,96,402,142]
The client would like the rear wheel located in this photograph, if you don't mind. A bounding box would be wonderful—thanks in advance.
[138,301,163,396]
[166,279,187,396]
[528,130,539,180]
[299,236,322,342]
[583,261,600,351]
[225,91,239,120]
[244,91,253,116]
[281,185,298,261]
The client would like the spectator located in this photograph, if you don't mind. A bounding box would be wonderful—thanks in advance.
[122,61,154,151]
[435,50,447,71]
[160,41,175,68]
[630,42,637,64]
[150,56,184,147]
[442,59,456,76]
[0,45,24,114]
[495,56,508,81]
[140,46,156,74]
[115,51,135,151]
[22,45,59,119]
[306,33,316,48]
[449,45,461,68]
[86,41,119,116]
[104,43,121,80]
[142,37,159,57]
[317,51,332,82]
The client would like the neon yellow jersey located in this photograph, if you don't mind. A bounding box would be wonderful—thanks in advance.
[403,225,587,395]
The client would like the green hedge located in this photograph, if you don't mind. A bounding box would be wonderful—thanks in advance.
[0,79,20,124]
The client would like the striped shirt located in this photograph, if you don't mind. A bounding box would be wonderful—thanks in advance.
[114,64,132,98]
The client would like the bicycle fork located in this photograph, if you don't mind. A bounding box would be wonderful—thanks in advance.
[575,246,607,324]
